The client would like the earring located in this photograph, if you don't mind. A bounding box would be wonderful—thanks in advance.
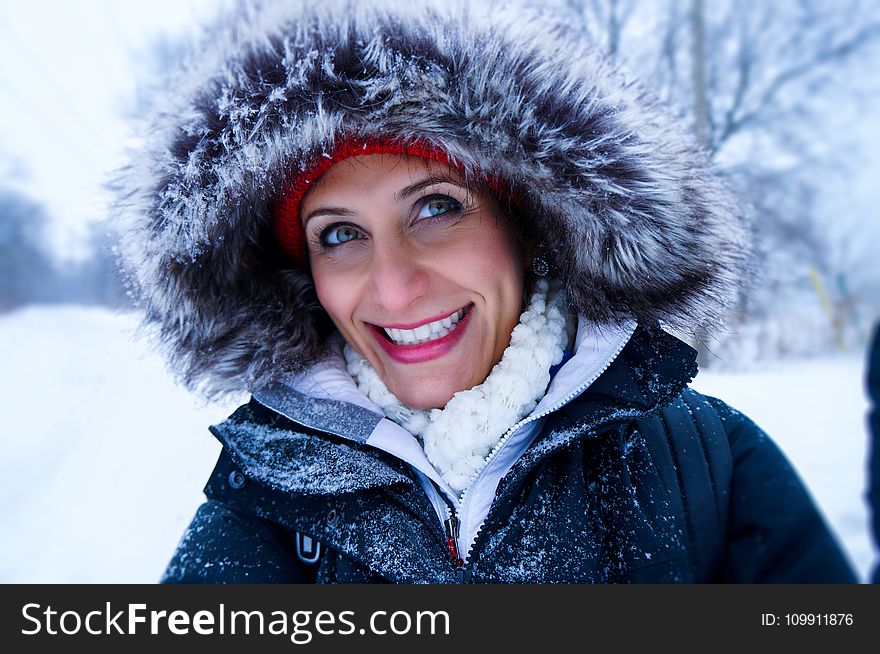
[532,256,549,277]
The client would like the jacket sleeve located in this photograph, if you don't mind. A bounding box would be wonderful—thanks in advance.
[706,397,858,583]
[161,500,317,584]
[867,324,880,584]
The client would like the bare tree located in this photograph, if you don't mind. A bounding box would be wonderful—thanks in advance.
[689,0,710,150]
[562,0,638,58]
[539,0,880,358]
[0,186,53,309]
[690,0,880,157]
[79,221,129,308]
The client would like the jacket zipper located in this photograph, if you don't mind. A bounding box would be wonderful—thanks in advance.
[443,514,463,569]
[437,501,469,582]
[450,324,636,571]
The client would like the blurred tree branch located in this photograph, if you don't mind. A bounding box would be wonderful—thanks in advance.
[540,0,880,356]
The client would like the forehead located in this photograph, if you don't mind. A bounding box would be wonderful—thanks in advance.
[301,154,467,207]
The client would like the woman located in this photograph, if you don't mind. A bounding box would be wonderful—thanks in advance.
[117,0,856,583]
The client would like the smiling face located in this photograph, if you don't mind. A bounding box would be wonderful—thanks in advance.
[301,154,526,409]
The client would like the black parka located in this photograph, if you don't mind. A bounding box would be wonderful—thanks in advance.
[162,325,856,584]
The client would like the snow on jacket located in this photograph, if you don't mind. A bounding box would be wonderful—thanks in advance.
[162,323,855,583]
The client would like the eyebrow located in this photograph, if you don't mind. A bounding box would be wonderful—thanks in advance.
[302,174,467,226]
[394,174,466,202]
[302,207,357,227]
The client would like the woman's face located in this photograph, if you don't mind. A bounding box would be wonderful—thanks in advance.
[301,154,525,410]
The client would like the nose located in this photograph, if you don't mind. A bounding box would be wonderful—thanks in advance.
[367,240,429,314]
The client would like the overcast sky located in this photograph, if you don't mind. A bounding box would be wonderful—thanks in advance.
[0,0,218,259]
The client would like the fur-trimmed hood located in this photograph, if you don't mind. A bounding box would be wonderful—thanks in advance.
[114,0,749,397]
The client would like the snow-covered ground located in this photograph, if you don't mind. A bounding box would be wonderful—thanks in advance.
[0,306,875,582]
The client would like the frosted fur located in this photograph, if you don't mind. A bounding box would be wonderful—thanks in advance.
[113,0,750,397]
[344,279,570,493]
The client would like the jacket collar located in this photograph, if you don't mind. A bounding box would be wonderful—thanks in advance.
[212,320,695,499]
[560,322,698,422]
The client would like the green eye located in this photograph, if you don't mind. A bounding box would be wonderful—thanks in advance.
[417,195,462,220]
[322,225,361,246]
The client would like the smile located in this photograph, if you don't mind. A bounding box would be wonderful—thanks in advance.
[369,304,474,364]
[383,308,467,345]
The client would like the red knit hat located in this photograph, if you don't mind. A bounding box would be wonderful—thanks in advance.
[272,138,462,268]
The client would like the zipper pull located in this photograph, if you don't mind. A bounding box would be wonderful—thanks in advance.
[443,516,463,569]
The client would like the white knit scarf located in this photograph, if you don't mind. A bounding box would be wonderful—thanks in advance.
[344,278,572,494]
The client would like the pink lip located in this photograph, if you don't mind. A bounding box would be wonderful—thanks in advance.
[369,304,473,364]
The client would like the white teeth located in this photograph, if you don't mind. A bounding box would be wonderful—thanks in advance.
[383,308,466,345]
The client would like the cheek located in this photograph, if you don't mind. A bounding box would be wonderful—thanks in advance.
[471,229,525,305]
[439,226,524,337]
[312,267,357,329]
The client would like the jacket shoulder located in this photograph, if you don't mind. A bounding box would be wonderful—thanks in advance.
[699,394,858,583]
[162,402,320,584]
[161,499,315,584]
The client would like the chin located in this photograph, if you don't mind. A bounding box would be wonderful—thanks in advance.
[389,370,475,410]
[395,386,455,411]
